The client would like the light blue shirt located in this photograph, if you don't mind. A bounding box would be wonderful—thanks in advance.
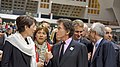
[95,38,103,49]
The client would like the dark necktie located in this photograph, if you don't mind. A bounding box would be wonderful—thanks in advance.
[59,41,65,62]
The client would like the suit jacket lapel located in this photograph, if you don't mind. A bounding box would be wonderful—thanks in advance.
[56,44,61,67]
[91,45,101,62]
[59,39,75,66]
[91,39,104,62]
[52,42,62,67]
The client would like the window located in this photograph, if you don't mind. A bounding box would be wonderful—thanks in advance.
[40,3,49,8]
[88,0,100,14]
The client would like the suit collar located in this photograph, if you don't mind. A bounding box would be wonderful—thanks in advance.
[95,38,103,48]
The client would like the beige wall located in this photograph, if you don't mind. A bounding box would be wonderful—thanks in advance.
[87,0,117,22]
[52,0,88,7]
[113,0,120,25]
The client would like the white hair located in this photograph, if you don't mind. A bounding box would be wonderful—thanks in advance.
[91,22,105,37]
[84,23,88,32]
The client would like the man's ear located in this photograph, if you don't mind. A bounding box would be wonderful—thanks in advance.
[25,25,28,30]
[66,30,70,34]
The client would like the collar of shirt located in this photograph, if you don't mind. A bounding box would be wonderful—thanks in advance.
[95,38,103,48]
[63,37,72,53]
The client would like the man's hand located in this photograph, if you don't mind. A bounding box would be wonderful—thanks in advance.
[45,51,53,63]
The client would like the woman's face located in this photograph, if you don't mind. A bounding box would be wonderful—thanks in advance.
[25,22,36,37]
[35,29,47,45]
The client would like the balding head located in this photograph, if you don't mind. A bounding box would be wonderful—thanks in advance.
[105,27,112,33]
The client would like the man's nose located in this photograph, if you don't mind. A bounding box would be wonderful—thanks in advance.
[78,32,82,36]
[109,34,112,37]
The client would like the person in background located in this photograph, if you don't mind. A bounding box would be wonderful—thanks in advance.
[0,32,5,66]
[104,27,113,41]
[1,15,37,67]
[45,19,88,67]
[0,20,3,32]
[88,23,117,67]
[40,21,51,31]
[72,20,93,66]
[82,23,89,37]
[104,26,120,67]
[5,27,13,37]
[50,28,60,44]
[40,21,53,44]
[72,19,93,53]
[33,26,53,67]
[0,18,4,66]
[11,23,17,33]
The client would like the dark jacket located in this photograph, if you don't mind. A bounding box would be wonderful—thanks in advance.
[0,34,5,66]
[45,39,88,67]
[79,37,93,53]
[0,34,5,49]
[90,39,117,67]
[1,41,31,67]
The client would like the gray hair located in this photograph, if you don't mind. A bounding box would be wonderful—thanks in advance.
[91,22,105,37]
[84,23,88,32]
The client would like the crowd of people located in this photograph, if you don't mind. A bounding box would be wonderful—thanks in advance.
[0,15,120,67]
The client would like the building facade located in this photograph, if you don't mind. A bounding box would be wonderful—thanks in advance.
[0,0,38,15]
[0,0,120,26]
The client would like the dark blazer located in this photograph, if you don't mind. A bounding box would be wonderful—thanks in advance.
[0,34,5,66]
[0,34,5,49]
[1,41,31,67]
[80,37,93,53]
[46,39,88,67]
[90,39,117,67]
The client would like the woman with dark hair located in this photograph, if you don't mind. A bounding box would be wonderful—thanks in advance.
[33,26,52,67]
[1,15,37,67]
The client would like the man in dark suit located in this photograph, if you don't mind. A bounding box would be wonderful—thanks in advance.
[45,19,88,67]
[104,26,120,67]
[72,19,93,66]
[72,19,93,53]
[89,23,117,67]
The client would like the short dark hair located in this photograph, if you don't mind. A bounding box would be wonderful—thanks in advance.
[16,15,37,33]
[57,18,74,37]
